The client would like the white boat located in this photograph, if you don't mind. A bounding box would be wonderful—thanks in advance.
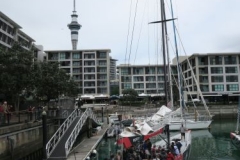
[149,105,212,130]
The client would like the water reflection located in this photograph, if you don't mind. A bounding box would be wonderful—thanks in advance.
[189,119,240,160]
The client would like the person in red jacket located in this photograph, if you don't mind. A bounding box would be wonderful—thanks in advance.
[166,150,175,160]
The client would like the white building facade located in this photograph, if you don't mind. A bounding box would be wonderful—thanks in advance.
[181,53,240,102]
[118,53,240,103]
[46,49,111,96]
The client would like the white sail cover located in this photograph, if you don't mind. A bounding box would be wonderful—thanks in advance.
[151,105,172,120]
[119,130,136,137]
[139,122,153,135]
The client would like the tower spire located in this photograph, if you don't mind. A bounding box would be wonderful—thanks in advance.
[73,0,76,12]
[68,0,81,50]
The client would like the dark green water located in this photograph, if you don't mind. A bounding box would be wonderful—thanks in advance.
[96,119,240,160]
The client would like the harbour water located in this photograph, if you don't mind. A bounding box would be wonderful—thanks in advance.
[96,119,240,160]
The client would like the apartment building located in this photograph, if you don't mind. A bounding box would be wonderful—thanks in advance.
[0,12,34,50]
[180,53,240,103]
[117,64,178,95]
[0,11,46,62]
[118,53,240,103]
[45,49,111,96]
[110,57,117,80]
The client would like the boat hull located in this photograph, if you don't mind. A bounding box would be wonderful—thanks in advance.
[169,120,212,130]
[230,132,240,149]
[154,130,192,160]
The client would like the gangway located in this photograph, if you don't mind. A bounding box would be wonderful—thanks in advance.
[46,108,100,159]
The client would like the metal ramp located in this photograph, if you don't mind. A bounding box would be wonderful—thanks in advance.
[48,117,80,159]
[46,108,100,159]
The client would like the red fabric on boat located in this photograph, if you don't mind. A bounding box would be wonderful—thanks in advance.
[144,128,164,140]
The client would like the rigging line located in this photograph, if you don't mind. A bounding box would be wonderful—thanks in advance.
[147,0,150,65]
[133,0,148,64]
[174,26,211,118]
[124,0,133,65]
[156,0,160,65]
[179,66,198,111]
[128,0,139,66]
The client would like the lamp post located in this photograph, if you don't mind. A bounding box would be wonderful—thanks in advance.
[42,110,47,160]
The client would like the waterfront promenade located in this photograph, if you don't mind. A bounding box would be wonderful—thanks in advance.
[67,119,109,160]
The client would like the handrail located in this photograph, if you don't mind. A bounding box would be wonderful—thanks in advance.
[65,108,100,156]
[46,109,79,158]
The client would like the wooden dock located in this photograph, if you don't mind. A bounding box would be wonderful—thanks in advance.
[67,120,109,160]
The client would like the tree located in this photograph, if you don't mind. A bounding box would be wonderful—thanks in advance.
[122,88,138,108]
[110,86,119,96]
[0,44,34,110]
[31,62,78,103]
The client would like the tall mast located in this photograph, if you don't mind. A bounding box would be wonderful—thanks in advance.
[149,0,176,107]
[163,5,173,109]
[68,0,82,50]
[160,0,168,106]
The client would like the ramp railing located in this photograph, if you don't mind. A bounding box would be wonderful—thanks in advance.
[65,108,100,156]
[46,109,80,158]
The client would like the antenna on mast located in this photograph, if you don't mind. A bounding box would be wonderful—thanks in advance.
[73,0,76,12]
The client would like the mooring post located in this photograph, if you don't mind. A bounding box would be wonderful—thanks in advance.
[42,110,47,160]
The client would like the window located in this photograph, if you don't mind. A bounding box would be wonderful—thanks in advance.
[227,84,239,91]
[212,85,224,91]
[200,85,209,92]
[211,76,223,82]
[211,67,223,74]
[73,53,81,59]
[210,56,222,65]
[98,60,106,66]
[73,61,81,66]
[225,67,237,73]
[146,83,156,88]
[121,76,131,82]
[73,68,81,73]
[226,76,238,82]
[60,53,66,59]
[122,83,132,89]
[158,76,165,81]
[199,67,208,74]
[224,56,237,64]
[158,83,164,89]
[99,52,106,58]
[198,57,208,65]
[146,76,156,82]
[121,68,131,75]
[157,67,164,74]
[133,68,144,74]
[199,76,208,83]
[133,76,144,82]
[134,83,144,89]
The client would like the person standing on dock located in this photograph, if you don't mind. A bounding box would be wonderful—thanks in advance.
[180,124,186,140]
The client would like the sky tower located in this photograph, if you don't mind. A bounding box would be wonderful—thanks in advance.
[68,0,81,50]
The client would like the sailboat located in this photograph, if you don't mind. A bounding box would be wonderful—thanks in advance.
[147,0,212,131]
[230,96,240,149]
[116,1,191,159]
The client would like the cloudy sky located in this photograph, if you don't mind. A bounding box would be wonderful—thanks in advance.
[1,0,240,65]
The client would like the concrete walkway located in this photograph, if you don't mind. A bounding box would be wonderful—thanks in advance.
[67,120,109,160]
